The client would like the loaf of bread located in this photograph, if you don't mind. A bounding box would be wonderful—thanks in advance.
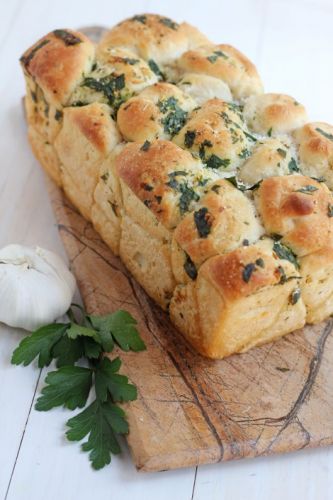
[20,15,333,359]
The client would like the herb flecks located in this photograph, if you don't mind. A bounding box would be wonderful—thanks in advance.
[316,127,333,142]
[296,185,318,195]
[277,148,287,158]
[184,254,197,280]
[165,171,200,215]
[328,203,333,217]
[194,207,212,238]
[184,130,196,148]
[158,97,187,136]
[148,59,164,79]
[290,288,301,305]
[205,154,230,170]
[141,140,151,152]
[54,109,63,121]
[20,39,50,68]
[159,17,179,30]
[238,148,251,159]
[53,29,82,46]
[242,263,256,283]
[131,15,147,24]
[276,366,290,373]
[207,50,229,63]
[82,74,126,111]
[273,241,299,269]
[288,158,299,173]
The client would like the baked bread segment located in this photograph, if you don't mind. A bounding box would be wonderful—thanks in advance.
[115,140,218,230]
[69,47,158,115]
[243,93,307,136]
[173,99,254,172]
[177,73,232,105]
[28,127,63,186]
[294,122,333,189]
[255,175,333,257]
[20,30,95,107]
[170,241,306,358]
[114,140,217,308]
[177,44,264,99]
[171,179,263,283]
[54,103,121,220]
[238,137,298,185]
[91,145,124,256]
[98,14,210,66]
[300,242,333,323]
[117,82,196,142]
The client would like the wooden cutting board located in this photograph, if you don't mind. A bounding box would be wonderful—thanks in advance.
[48,179,333,472]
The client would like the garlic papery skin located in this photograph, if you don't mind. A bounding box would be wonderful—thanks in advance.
[0,244,76,331]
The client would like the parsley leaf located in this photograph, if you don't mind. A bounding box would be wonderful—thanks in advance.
[148,59,164,79]
[11,304,146,470]
[205,154,230,169]
[296,185,318,194]
[288,158,299,173]
[35,366,92,411]
[66,400,126,469]
[315,127,333,142]
[89,310,146,352]
[11,323,68,368]
[194,207,212,238]
[184,253,197,280]
[273,241,299,269]
[52,335,84,367]
[95,357,137,403]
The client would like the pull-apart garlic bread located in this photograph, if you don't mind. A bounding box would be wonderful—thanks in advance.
[21,14,333,358]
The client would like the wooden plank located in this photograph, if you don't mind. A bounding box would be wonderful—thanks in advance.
[47,181,333,472]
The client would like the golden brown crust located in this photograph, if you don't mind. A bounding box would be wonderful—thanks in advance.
[98,14,210,65]
[294,122,333,189]
[243,93,307,135]
[117,82,196,142]
[238,138,296,185]
[173,98,252,171]
[200,245,282,302]
[20,30,95,106]
[177,44,263,99]
[69,47,158,112]
[55,103,120,219]
[255,175,333,256]
[173,179,263,267]
[177,73,232,105]
[115,140,217,229]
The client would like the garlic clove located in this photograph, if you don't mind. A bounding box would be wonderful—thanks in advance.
[0,244,76,331]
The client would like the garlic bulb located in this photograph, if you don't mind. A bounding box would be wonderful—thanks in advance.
[0,244,76,331]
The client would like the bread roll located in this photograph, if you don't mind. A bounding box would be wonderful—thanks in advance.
[243,93,307,136]
[117,82,196,142]
[173,98,254,172]
[170,240,306,358]
[54,102,121,220]
[255,175,333,257]
[294,122,333,189]
[176,44,264,99]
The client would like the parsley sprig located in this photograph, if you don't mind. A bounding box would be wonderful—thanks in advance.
[11,305,146,470]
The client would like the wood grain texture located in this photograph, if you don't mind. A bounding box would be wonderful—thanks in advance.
[48,178,333,472]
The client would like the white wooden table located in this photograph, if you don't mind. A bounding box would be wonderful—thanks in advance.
[1,0,333,498]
